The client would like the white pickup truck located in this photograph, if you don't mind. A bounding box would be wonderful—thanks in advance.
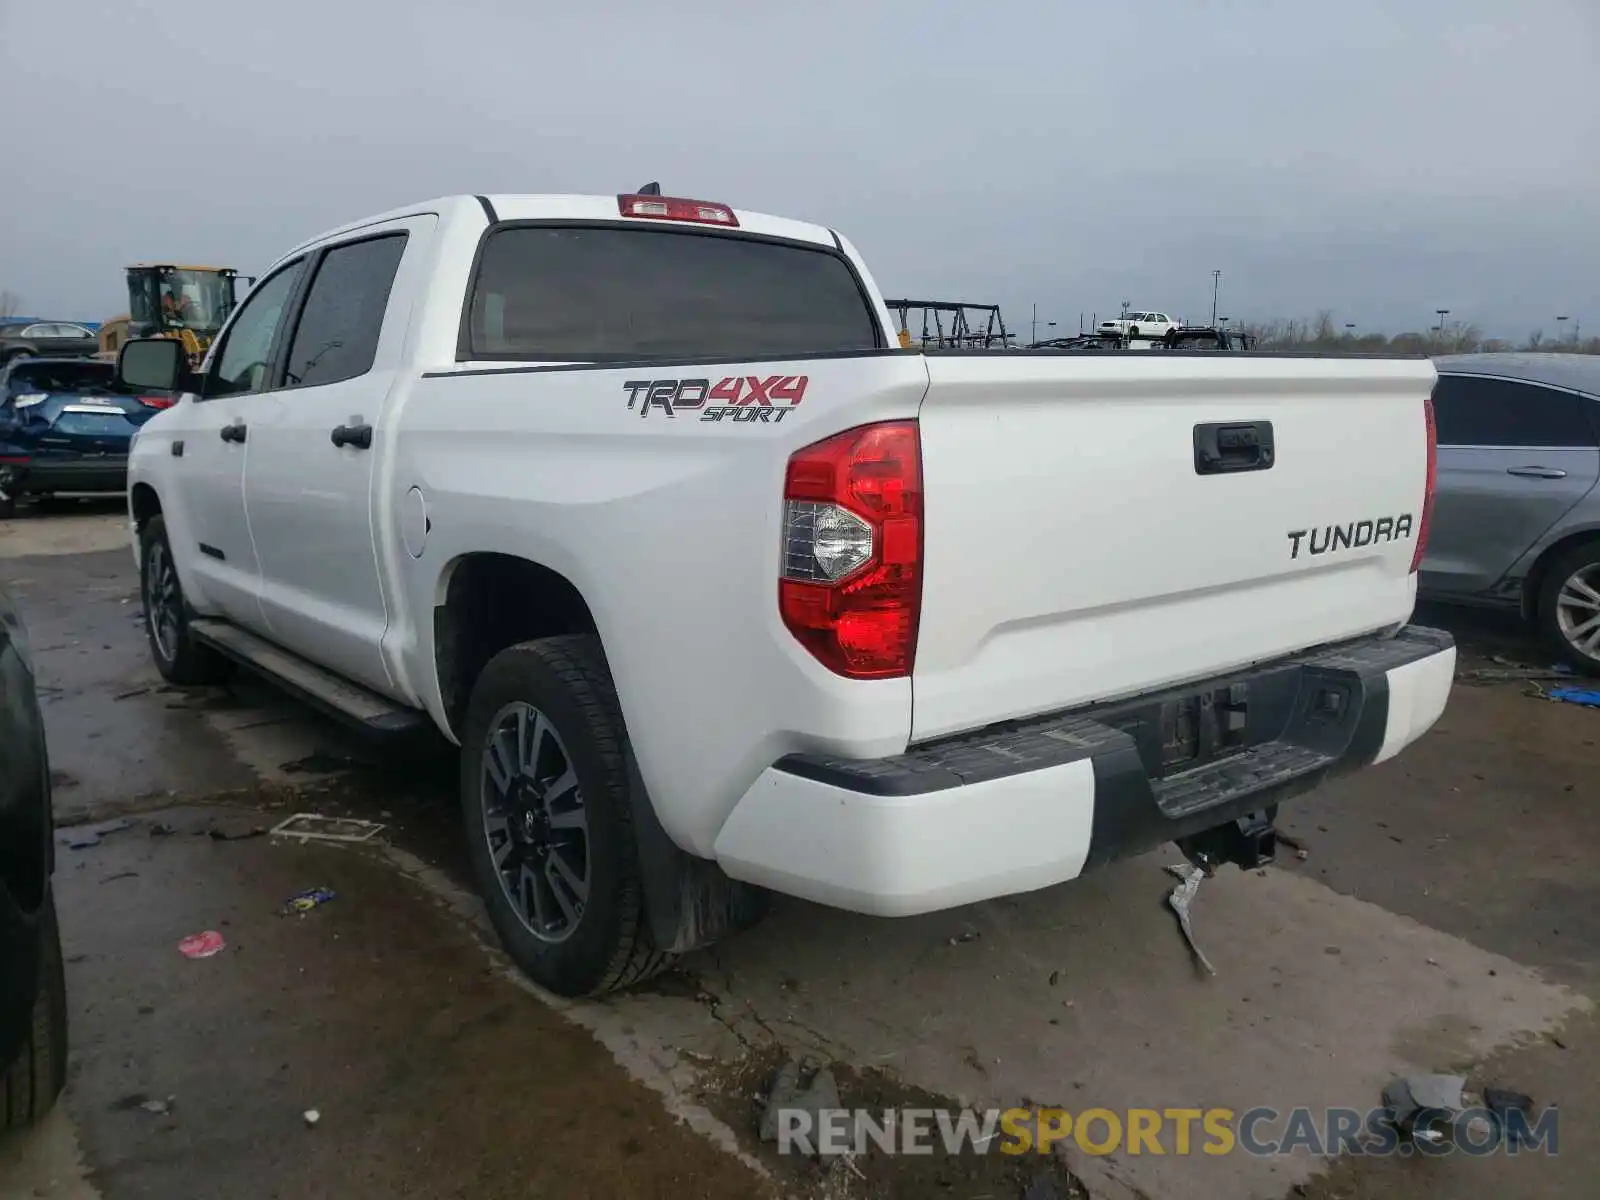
[116,191,1455,996]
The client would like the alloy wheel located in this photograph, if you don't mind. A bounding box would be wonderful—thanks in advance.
[1555,562,1600,665]
[146,540,182,664]
[480,702,590,943]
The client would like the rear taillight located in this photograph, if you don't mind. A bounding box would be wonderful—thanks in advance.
[779,421,923,679]
[0,455,30,465]
[137,394,175,410]
[1410,396,1437,574]
[617,194,739,227]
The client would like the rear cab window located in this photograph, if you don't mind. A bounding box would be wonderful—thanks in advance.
[463,225,884,362]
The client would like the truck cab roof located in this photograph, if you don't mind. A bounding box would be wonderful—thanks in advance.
[276,193,841,269]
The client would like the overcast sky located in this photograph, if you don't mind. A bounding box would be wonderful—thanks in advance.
[2,0,1595,338]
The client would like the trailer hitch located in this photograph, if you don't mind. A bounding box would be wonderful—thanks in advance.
[1176,807,1279,873]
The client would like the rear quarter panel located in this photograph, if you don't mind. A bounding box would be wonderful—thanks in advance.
[386,352,930,855]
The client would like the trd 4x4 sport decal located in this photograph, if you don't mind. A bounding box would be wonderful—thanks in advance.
[623,375,808,422]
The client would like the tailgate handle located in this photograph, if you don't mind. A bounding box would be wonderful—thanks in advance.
[1194,421,1274,475]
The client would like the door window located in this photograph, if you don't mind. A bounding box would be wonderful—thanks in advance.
[282,234,408,389]
[1432,375,1598,448]
[206,261,305,398]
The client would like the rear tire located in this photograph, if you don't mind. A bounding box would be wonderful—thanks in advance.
[3,891,67,1131]
[1128,325,1141,338]
[0,495,14,520]
[460,635,672,997]
[140,514,229,685]
[1538,540,1600,676]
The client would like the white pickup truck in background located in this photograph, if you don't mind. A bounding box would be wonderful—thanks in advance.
[116,191,1455,996]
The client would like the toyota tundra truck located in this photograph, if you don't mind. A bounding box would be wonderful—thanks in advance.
[114,191,1455,997]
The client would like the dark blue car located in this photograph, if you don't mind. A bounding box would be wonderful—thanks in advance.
[0,358,173,517]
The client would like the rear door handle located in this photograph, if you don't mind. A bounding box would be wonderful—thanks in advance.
[219,421,247,444]
[1506,465,1567,479]
[330,422,373,450]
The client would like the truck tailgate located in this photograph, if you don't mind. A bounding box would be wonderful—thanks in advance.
[912,353,1438,741]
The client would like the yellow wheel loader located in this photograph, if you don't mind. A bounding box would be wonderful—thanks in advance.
[118,264,245,367]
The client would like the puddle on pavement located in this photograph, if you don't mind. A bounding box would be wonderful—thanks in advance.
[700,1045,1087,1200]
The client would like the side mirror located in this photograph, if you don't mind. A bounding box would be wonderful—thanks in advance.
[117,338,190,395]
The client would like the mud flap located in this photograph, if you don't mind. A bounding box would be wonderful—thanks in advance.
[624,748,769,954]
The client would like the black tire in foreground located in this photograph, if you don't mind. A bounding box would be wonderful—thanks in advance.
[2,891,67,1130]
[139,515,229,686]
[460,635,672,997]
[1538,539,1600,677]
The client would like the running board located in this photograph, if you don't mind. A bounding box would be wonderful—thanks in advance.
[189,619,428,738]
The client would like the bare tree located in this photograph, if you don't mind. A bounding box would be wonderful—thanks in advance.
[1186,312,1591,355]
[0,290,20,319]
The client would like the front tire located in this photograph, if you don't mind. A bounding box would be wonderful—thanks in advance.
[460,636,671,997]
[139,515,229,685]
[3,892,67,1131]
[1539,540,1600,676]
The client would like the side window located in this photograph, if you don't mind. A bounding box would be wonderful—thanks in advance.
[282,233,407,389]
[206,261,305,399]
[1433,376,1598,448]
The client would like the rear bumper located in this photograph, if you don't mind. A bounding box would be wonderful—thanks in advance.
[0,458,128,496]
[713,625,1455,915]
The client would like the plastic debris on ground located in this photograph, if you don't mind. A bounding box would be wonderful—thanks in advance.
[178,930,226,959]
[270,813,386,844]
[280,887,337,917]
[1164,864,1217,977]
[758,1057,841,1149]
[60,818,135,850]
[303,1109,321,1128]
[139,1096,176,1116]
[208,823,268,841]
[1549,686,1600,708]
[1380,1074,1500,1147]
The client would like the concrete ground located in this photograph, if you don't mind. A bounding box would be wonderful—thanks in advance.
[1,500,1595,1200]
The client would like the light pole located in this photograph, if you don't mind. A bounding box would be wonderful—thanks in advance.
[1435,309,1450,337]
[1031,303,1056,344]
[1210,270,1222,328]
[1556,315,1570,345]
